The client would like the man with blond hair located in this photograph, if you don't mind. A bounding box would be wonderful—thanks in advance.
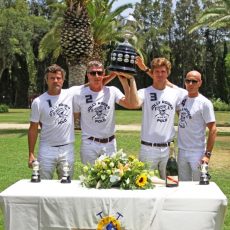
[133,57,186,179]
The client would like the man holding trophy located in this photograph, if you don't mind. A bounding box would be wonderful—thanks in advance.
[73,60,138,165]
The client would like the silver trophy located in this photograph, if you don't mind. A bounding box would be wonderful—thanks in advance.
[108,15,138,74]
[31,159,41,183]
[61,161,71,183]
[199,162,211,185]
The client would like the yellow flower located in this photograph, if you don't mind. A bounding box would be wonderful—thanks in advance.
[135,173,148,187]
[128,155,136,161]
[83,166,89,173]
[118,162,124,177]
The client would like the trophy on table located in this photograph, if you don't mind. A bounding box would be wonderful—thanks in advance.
[199,162,211,185]
[61,161,71,183]
[31,159,41,183]
[108,15,138,74]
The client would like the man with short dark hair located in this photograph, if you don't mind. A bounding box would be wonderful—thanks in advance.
[28,64,83,179]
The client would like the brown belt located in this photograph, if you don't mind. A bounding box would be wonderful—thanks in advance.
[88,135,115,143]
[141,140,170,147]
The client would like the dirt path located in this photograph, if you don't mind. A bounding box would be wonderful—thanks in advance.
[0,123,230,132]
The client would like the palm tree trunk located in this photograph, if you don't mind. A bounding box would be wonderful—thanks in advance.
[68,63,87,87]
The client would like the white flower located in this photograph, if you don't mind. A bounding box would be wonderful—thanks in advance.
[79,175,85,182]
[109,162,115,168]
[97,154,107,162]
[110,175,120,183]
[96,180,102,189]
[125,178,130,185]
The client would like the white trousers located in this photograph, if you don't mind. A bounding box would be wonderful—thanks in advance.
[139,145,169,179]
[178,148,203,181]
[38,143,75,180]
[80,138,117,165]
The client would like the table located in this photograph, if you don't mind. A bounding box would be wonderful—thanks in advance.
[0,180,228,230]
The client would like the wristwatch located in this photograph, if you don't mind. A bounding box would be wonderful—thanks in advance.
[205,151,212,158]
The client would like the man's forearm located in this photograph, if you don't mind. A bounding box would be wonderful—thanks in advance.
[129,78,141,108]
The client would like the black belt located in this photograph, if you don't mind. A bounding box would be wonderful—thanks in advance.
[141,140,170,147]
[88,135,115,143]
[52,144,69,147]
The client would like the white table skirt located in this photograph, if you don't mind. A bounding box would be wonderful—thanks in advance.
[0,179,228,230]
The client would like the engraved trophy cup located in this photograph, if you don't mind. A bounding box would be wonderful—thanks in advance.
[108,15,138,74]
[31,159,41,183]
[61,161,71,183]
[199,162,211,185]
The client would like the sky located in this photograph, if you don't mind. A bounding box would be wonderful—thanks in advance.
[111,0,141,17]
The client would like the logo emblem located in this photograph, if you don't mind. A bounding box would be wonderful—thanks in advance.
[96,211,123,230]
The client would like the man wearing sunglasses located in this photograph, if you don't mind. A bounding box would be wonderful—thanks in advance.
[73,61,138,164]
[177,70,217,181]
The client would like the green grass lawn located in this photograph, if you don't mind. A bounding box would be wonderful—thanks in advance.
[0,109,229,127]
[0,129,229,230]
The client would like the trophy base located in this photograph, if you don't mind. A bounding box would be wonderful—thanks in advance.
[31,175,41,183]
[108,65,137,74]
[61,176,71,183]
[199,180,209,185]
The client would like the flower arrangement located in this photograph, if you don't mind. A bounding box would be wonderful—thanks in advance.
[79,149,158,190]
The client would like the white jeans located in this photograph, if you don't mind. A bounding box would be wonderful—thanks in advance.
[38,143,75,180]
[139,145,169,179]
[178,149,203,181]
[80,138,117,165]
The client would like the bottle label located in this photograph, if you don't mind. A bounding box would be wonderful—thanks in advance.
[166,176,179,185]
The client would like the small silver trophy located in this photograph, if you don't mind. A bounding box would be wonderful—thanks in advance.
[61,161,71,183]
[31,160,41,183]
[199,162,211,185]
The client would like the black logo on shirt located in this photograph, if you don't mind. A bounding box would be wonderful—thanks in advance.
[88,102,110,123]
[49,103,70,125]
[151,101,173,122]
[179,108,192,128]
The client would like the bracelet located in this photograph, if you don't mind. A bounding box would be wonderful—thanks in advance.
[144,68,150,72]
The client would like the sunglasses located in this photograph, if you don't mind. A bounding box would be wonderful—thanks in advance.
[185,79,198,84]
[89,71,104,76]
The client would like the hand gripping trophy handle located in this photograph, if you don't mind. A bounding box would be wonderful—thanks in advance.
[61,161,71,183]
[31,160,41,183]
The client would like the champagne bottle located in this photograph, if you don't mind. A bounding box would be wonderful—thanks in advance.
[166,142,179,187]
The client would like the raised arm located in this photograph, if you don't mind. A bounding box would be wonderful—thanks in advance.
[116,72,142,109]
[136,56,152,77]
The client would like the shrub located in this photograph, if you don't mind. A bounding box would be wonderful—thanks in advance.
[211,98,230,111]
[0,104,9,113]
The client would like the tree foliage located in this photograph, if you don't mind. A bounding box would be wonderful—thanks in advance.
[0,0,229,106]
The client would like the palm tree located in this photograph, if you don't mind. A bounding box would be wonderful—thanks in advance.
[39,0,132,86]
[87,0,132,61]
[190,0,230,32]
